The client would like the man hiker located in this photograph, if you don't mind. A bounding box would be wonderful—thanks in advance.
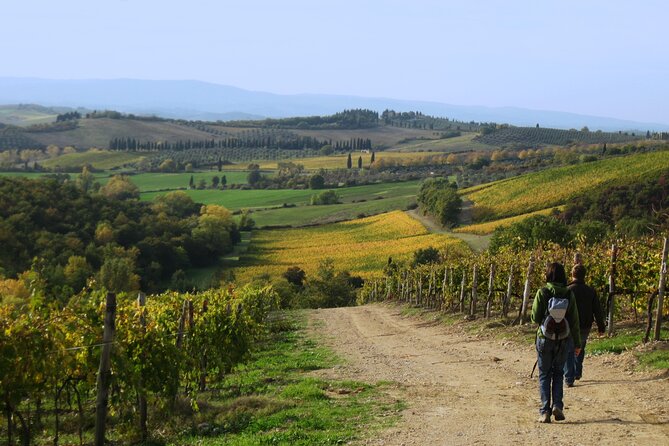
[531,262,581,423]
[564,263,606,387]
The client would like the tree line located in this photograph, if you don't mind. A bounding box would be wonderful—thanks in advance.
[0,176,242,300]
[223,109,380,129]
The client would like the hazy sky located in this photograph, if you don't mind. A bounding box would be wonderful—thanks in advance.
[2,0,667,123]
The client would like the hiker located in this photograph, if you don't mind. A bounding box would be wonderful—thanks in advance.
[531,262,581,423]
[564,263,606,387]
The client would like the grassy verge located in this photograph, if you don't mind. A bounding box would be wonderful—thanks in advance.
[395,304,669,370]
[169,312,403,445]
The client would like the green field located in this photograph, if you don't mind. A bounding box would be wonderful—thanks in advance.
[142,180,420,223]
[250,195,416,227]
[130,171,251,190]
[0,105,59,126]
[462,150,669,220]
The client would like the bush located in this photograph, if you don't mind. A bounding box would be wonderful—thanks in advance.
[305,259,356,308]
[489,215,573,253]
[412,247,441,266]
[311,190,340,205]
[309,174,325,189]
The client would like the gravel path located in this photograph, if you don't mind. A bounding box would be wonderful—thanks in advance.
[308,304,669,446]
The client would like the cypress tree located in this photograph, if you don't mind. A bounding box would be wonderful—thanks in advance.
[189,175,194,189]
[371,151,375,163]
[347,153,352,169]
[357,156,363,169]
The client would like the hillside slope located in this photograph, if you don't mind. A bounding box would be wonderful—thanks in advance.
[462,150,669,220]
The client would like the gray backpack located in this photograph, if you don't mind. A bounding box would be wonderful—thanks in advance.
[540,288,571,341]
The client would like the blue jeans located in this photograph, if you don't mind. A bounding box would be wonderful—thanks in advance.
[536,337,568,414]
[564,328,590,384]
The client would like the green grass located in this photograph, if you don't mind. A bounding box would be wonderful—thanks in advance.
[130,171,252,191]
[142,180,420,213]
[586,325,669,370]
[168,313,403,445]
[588,330,642,355]
[636,347,669,369]
[0,105,58,126]
[251,195,416,227]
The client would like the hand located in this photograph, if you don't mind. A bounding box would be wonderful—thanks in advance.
[574,347,582,356]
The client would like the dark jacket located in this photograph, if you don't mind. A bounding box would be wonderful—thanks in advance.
[568,279,606,333]
[531,282,581,347]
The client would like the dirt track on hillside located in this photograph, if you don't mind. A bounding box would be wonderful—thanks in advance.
[308,304,669,446]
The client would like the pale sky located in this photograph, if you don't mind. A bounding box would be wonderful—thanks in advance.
[2,0,667,123]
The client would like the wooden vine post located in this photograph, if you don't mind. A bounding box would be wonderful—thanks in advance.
[520,256,535,324]
[470,265,478,317]
[94,292,117,446]
[504,265,514,318]
[607,244,618,336]
[459,270,467,313]
[441,267,448,311]
[137,292,148,442]
[175,299,189,349]
[199,299,209,391]
[485,263,496,318]
[653,237,668,341]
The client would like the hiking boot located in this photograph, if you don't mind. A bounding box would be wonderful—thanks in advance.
[538,412,551,423]
[574,375,582,381]
[565,381,574,387]
[552,407,565,421]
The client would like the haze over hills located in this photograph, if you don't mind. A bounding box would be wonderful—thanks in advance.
[1,77,667,132]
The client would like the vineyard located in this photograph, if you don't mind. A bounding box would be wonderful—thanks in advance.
[146,147,322,168]
[40,150,145,170]
[462,150,669,220]
[234,211,470,282]
[0,126,42,151]
[454,207,563,235]
[359,237,669,342]
[474,126,642,146]
[1,284,279,445]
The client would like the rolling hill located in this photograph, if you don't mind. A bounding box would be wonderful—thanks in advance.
[2,77,668,131]
[461,150,669,221]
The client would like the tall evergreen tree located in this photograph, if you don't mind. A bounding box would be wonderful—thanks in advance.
[347,153,352,169]
[357,156,363,169]
[371,151,375,163]
[189,175,194,189]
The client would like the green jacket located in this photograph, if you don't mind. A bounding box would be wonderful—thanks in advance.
[531,282,581,346]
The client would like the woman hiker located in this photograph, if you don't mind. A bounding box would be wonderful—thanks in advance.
[531,262,581,423]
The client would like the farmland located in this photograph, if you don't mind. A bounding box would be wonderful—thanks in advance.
[143,180,420,225]
[40,148,145,170]
[462,150,669,220]
[474,126,642,146]
[454,206,564,235]
[255,151,450,170]
[233,210,470,282]
[391,133,492,152]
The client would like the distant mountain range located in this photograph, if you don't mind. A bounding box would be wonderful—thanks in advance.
[1,77,667,131]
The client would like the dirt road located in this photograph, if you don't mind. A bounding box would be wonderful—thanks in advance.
[309,304,669,446]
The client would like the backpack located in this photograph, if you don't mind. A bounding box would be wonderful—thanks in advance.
[540,288,571,341]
